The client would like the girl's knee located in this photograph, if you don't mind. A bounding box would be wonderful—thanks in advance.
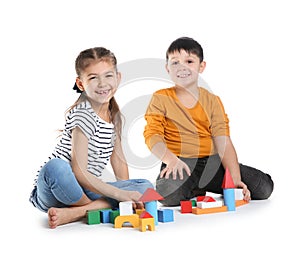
[41,159,72,182]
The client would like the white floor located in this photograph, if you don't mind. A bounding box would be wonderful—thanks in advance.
[4,183,297,259]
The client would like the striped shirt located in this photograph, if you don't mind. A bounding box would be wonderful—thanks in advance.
[33,100,115,186]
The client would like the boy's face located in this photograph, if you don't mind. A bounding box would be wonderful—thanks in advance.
[166,50,205,88]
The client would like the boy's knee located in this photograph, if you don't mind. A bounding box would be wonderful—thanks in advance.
[158,193,182,207]
[156,182,183,206]
[251,174,274,200]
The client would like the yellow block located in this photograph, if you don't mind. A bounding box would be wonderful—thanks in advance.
[139,217,155,232]
[114,214,139,228]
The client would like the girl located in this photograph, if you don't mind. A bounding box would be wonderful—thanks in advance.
[29,47,153,228]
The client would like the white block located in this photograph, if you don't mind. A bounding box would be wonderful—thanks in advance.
[197,200,223,209]
[234,188,244,200]
[119,201,133,215]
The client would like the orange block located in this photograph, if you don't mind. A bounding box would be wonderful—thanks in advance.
[192,206,228,215]
[235,200,249,207]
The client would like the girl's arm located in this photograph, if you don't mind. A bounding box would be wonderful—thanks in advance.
[213,135,251,201]
[110,135,129,181]
[70,127,142,202]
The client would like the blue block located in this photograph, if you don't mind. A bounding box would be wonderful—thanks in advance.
[145,201,158,225]
[158,209,174,223]
[223,188,236,211]
[100,209,112,223]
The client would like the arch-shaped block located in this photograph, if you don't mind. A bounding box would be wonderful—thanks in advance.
[139,217,155,232]
[114,214,139,228]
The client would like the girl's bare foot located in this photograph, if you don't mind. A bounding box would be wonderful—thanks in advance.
[48,207,79,229]
[47,198,111,228]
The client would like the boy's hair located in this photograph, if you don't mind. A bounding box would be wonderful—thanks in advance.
[166,37,204,63]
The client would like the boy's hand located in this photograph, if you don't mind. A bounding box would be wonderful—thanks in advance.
[235,181,251,202]
[160,157,191,180]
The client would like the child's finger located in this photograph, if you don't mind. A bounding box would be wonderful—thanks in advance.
[183,163,191,176]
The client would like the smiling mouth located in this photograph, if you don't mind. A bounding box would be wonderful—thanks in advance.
[177,73,191,78]
[95,89,110,95]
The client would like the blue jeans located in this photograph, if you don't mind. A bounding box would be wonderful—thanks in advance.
[29,158,154,212]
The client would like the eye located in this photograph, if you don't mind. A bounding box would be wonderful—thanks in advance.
[171,61,179,66]
[187,60,194,64]
[89,76,97,81]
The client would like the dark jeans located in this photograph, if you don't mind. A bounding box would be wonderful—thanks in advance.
[156,154,274,206]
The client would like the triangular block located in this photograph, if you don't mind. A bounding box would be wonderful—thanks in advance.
[222,167,235,189]
[138,188,164,202]
[140,211,153,218]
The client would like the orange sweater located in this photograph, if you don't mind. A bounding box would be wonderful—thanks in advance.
[144,87,230,158]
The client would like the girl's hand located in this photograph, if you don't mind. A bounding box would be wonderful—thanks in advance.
[118,190,145,210]
[159,157,191,180]
[235,181,251,202]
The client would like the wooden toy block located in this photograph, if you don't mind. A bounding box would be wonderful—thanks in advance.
[135,208,145,216]
[145,200,159,225]
[138,188,164,202]
[192,206,228,215]
[140,211,153,218]
[139,217,155,232]
[158,209,174,223]
[138,188,164,226]
[114,214,139,228]
[196,196,216,202]
[180,200,192,213]
[222,167,235,188]
[222,168,236,211]
[223,188,236,211]
[234,188,244,200]
[191,199,197,207]
[119,201,133,215]
[87,209,101,225]
[109,209,120,224]
[100,209,112,223]
[235,200,249,207]
[197,200,223,209]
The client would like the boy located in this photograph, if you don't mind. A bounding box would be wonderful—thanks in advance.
[143,37,274,206]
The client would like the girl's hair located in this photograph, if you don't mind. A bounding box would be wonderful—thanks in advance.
[166,37,204,63]
[66,47,123,138]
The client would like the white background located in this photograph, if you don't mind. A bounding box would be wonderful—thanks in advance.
[1,0,299,258]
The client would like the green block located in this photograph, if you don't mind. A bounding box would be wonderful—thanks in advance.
[109,209,120,224]
[191,200,197,207]
[87,209,101,225]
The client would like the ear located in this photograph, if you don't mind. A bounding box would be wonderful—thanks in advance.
[199,61,206,73]
[116,72,121,86]
[75,77,85,91]
[165,63,170,74]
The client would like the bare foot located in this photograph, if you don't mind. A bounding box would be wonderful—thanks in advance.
[47,198,111,228]
[48,207,79,229]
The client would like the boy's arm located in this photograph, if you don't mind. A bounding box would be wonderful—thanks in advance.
[151,141,191,180]
[213,135,251,201]
[144,93,190,180]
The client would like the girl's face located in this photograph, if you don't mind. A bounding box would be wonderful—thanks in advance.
[77,61,120,105]
[166,50,205,88]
